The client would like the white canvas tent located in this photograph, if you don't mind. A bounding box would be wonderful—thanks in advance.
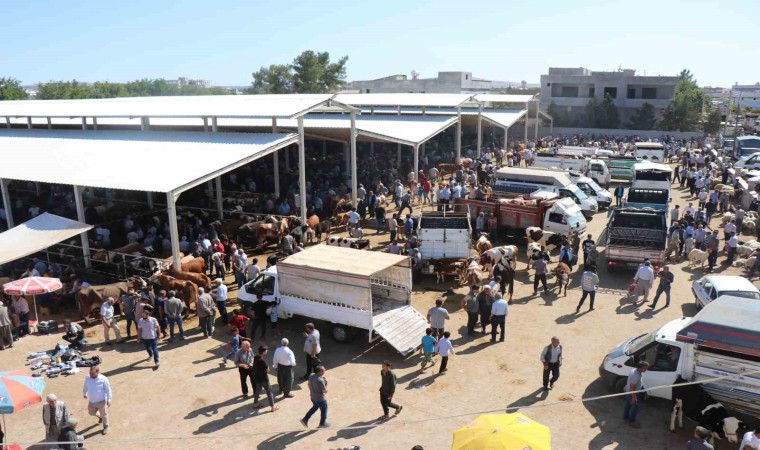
[0,213,92,266]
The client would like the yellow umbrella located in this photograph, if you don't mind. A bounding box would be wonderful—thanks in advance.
[451,413,551,450]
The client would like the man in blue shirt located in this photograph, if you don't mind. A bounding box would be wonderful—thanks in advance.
[419,328,437,372]
[404,215,414,238]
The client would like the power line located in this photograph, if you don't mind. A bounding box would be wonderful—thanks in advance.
[10,368,759,447]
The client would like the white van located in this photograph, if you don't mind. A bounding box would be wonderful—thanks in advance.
[567,172,612,209]
[555,146,615,157]
[533,154,611,186]
[493,167,599,218]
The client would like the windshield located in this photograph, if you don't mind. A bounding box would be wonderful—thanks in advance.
[625,331,656,355]
[568,184,589,200]
[577,182,595,196]
[627,189,669,204]
[718,290,760,300]
[585,178,607,195]
[635,171,671,182]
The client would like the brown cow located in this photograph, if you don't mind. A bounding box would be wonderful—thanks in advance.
[475,233,492,255]
[153,274,198,317]
[165,268,212,290]
[433,259,467,284]
[75,278,144,323]
[552,262,571,297]
[180,257,205,273]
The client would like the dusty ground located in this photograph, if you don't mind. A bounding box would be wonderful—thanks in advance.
[4,182,754,450]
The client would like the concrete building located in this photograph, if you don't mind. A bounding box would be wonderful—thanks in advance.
[732,83,760,111]
[166,77,211,87]
[539,67,679,126]
[345,71,493,94]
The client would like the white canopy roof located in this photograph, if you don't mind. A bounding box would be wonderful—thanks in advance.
[474,94,534,104]
[0,94,357,119]
[0,213,92,266]
[278,244,410,277]
[480,109,529,129]
[0,129,298,194]
[335,93,472,108]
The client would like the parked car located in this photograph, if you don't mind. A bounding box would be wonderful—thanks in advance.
[691,275,760,309]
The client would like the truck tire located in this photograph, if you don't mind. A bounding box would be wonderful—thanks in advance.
[614,376,627,393]
[331,324,354,343]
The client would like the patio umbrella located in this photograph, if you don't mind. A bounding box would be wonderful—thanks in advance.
[451,413,551,450]
[0,370,46,448]
[3,277,63,324]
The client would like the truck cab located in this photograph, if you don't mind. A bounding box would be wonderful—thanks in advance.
[568,172,612,209]
[536,193,587,236]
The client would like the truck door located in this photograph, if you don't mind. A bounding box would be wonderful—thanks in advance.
[632,342,682,400]
[747,154,760,170]
[545,212,568,234]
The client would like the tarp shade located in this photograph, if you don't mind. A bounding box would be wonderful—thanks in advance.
[0,213,92,266]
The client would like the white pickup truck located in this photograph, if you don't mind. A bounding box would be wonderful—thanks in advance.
[599,296,760,418]
[238,245,428,356]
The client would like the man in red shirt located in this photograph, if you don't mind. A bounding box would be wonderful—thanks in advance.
[229,309,250,337]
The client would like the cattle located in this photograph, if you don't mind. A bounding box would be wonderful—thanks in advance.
[152,275,198,318]
[180,256,205,274]
[670,379,744,444]
[475,234,492,255]
[688,249,709,268]
[92,242,146,262]
[236,220,266,245]
[433,259,466,284]
[744,219,757,235]
[525,227,563,255]
[552,262,571,296]
[334,213,350,231]
[479,245,518,274]
[736,244,755,258]
[526,242,543,269]
[326,236,371,250]
[75,278,144,323]
[463,261,489,286]
[164,268,212,290]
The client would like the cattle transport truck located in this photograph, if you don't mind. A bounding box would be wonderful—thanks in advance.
[599,296,760,418]
[603,207,667,270]
[238,245,428,356]
[416,208,472,274]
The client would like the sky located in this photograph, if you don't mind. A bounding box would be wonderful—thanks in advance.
[2,0,758,88]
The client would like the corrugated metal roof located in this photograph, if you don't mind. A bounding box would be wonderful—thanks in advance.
[0,129,297,193]
[481,109,528,128]
[335,93,472,107]
[474,94,534,104]
[0,213,93,265]
[0,94,346,119]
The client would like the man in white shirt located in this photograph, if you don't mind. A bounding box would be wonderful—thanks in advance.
[683,203,696,218]
[347,208,360,229]
[489,294,509,342]
[137,310,160,367]
[300,323,322,380]
[246,258,261,282]
[739,427,760,450]
[83,367,112,435]
[272,338,297,398]
[632,260,655,303]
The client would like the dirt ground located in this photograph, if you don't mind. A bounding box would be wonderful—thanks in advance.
[4,182,754,450]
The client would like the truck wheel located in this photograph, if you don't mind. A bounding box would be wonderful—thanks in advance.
[614,376,627,393]
[331,324,354,343]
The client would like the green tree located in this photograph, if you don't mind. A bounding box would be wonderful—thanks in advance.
[627,102,657,130]
[546,101,571,127]
[703,107,722,134]
[245,64,294,94]
[92,81,129,98]
[37,80,95,99]
[0,77,27,100]
[597,93,620,128]
[291,51,348,93]
[657,69,705,131]
[583,98,600,127]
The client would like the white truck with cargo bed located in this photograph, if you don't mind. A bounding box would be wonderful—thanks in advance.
[238,245,428,356]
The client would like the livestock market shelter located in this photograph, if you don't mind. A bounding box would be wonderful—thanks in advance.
[0,129,299,270]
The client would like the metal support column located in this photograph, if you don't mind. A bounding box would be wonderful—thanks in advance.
[503,127,509,162]
[93,118,98,130]
[414,144,420,183]
[147,192,153,209]
[203,117,209,132]
[322,140,328,158]
[455,107,462,162]
[73,185,91,268]
[81,118,87,130]
[211,117,218,133]
[298,117,307,223]
[477,104,483,156]
[369,141,374,157]
[166,192,182,271]
[534,100,540,141]
[350,112,358,207]
[272,118,280,198]
[4,117,10,129]
[397,143,401,164]
[523,108,528,143]
[1,179,14,229]
[285,145,291,170]
[47,117,52,130]
[27,117,32,129]
[215,177,223,220]
[141,117,149,131]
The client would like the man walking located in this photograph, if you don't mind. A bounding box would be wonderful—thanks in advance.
[119,288,139,338]
[426,299,449,338]
[252,345,278,412]
[136,309,160,368]
[705,230,720,272]
[582,234,595,264]
[213,279,229,325]
[82,367,112,435]
[649,266,674,309]
[43,393,70,448]
[100,297,122,345]
[300,365,329,428]
[489,294,508,342]
[378,360,402,420]
[300,323,322,380]
[234,340,255,397]
[419,328,437,371]
[272,338,296,398]
[532,257,549,295]
[540,337,563,391]
[623,361,649,428]
[576,267,599,312]
[164,290,185,341]
[0,301,14,350]
[435,331,455,375]
[632,260,655,303]
[461,285,480,336]
[196,288,216,338]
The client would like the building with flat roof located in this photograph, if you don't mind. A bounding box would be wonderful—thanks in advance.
[345,71,494,94]
[539,67,679,126]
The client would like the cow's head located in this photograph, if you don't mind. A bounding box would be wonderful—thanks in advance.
[527,243,543,258]
[716,417,744,443]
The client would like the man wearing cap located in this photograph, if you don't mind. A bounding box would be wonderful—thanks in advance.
[0,301,13,350]
[272,338,296,398]
[43,393,70,447]
[56,417,83,450]
[632,260,655,303]
[378,360,402,420]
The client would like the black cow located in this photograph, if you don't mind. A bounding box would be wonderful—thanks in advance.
[671,378,744,444]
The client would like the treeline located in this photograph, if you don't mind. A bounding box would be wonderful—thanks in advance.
[35,79,231,99]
